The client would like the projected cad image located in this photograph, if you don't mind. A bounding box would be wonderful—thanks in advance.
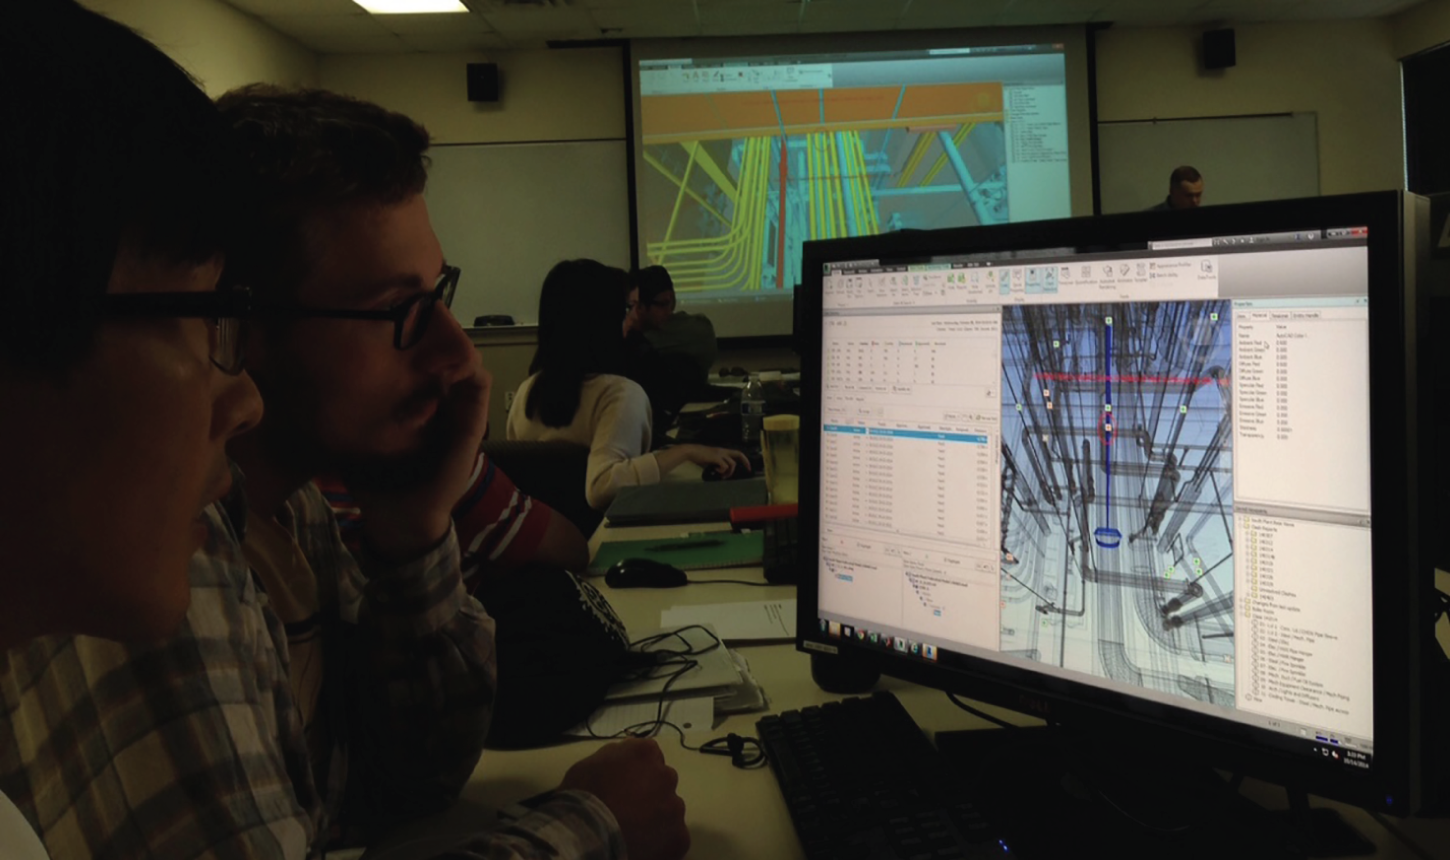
[998,301,1237,708]
[640,83,1008,299]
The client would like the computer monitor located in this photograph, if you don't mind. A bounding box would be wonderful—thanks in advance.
[794,191,1440,817]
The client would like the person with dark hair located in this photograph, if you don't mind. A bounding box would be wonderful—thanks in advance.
[509,259,749,509]
[626,265,718,390]
[0,2,264,857]
[215,89,685,858]
[3,79,688,860]
[1148,165,1205,210]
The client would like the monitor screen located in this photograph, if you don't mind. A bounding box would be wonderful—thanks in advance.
[631,28,1094,338]
[795,196,1441,810]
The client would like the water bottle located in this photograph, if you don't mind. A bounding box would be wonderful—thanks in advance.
[740,373,766,445]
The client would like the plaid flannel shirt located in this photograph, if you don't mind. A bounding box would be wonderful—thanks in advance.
[0,464,624,859]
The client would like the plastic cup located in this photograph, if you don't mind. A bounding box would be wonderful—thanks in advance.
[762,414,800,505]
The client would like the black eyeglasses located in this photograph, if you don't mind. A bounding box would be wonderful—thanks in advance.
[88,287,252,375]
[255,265,460,351]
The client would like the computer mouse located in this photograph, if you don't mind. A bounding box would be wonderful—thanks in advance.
[604,558,690,589]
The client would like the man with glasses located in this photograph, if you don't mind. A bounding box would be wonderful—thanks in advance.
[0,2,266,857]
[212,85,685,859]
[625,265,717,394]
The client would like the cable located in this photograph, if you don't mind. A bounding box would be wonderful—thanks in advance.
[686,578,776,587]
[946,692,1019,730]
[578,624,768,769]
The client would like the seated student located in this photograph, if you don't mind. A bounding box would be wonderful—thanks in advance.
[507,259,749,509]
[629,265,717,392]
[4,80,691,860]
[0,3,264,857]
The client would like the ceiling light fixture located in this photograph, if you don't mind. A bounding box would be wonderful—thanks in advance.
[352,0,469,13]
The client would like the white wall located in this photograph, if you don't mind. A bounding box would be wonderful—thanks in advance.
[1393,0,1450,57]
[320,48,624,144]
[1095,20,1404,197]
[81,0,317,95]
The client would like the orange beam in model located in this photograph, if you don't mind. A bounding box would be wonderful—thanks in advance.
[777,138,788,292]
[641,82,1005,143]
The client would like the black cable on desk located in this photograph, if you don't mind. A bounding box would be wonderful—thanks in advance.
[578,624,767,769]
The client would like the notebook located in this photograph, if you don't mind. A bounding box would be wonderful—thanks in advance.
[604,478,769,526]
[588,531,765,575]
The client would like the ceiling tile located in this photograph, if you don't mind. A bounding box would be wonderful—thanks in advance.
[262,12,394,37]
[372,11,494,33]
[588,6,703,36]
[798,0,902,33]
[994,6,1101,26]
[478,6,595,29]
[1269,0,1416,17]
[701,18,805,35]
[286,31,413,52]
[699,2,804,24]
[898,0,1010,28]
[226,0,361,15]
[570,0,680,8]
[397,30,510,49]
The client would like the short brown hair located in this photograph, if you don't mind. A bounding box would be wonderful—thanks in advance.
[1170,165,1202,187]
[216,85,431,299]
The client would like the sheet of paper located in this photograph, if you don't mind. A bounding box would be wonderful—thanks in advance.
[659,599,797,643]
[566,694,716,742]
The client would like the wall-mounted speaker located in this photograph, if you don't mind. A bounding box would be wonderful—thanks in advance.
[1203,28,1236,70]
[467,62,500,102]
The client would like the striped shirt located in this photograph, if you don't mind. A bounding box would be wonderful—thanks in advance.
[317,452,553,587]
[0,463,623,859]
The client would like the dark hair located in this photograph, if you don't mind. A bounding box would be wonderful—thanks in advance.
[215,85,432,300]
[526,259,633,428]
[634,265,675,306]
[1,2,240,373]
[1170,165,1203,187]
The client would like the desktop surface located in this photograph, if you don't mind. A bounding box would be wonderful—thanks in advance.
[355,516,1449,860]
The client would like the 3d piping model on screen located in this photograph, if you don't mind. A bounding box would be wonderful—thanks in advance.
[999,301,1237,705]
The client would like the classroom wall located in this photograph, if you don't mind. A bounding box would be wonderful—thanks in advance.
[319,49,624,144]
[1393,0,1450,57]
[1094,20,1404,197]
[81,0,317,95]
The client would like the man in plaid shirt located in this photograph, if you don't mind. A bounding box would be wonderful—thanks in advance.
[0,81,689,860]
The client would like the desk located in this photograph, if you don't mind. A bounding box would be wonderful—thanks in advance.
[387,526,1450,859]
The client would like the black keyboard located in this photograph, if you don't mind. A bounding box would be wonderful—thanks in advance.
[762,516,799,584]
[756,692,1012,860]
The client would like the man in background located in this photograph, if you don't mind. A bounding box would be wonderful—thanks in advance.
[1149,165,1205,210]
[627,265,718,390]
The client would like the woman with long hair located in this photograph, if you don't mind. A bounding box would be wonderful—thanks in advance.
[507,259,749,509]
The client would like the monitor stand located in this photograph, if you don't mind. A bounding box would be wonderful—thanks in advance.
[933,724,1375,859]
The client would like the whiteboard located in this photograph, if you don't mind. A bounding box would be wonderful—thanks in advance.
[424,140,632,327]
[1097,114,1319,214]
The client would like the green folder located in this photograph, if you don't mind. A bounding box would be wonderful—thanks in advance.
[588,531,765,575]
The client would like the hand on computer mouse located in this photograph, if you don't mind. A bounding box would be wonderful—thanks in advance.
[679,444,751,478]
[560,738,690,860]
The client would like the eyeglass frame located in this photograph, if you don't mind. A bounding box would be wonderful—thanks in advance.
[86,287,252,375]
[252,265,460,351]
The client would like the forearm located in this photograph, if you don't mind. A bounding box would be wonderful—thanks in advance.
[399,791,625,860]
[345,527,499,833]
[584,452,662,509]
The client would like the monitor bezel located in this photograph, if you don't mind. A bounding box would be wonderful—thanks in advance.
[794,190,1431,814]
